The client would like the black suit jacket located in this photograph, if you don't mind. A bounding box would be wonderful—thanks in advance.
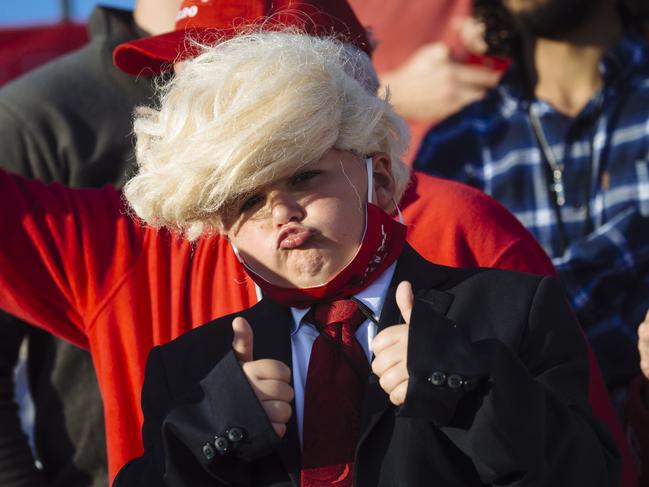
[113,245,620,486]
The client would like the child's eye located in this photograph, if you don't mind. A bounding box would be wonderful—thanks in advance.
[290,170,321,186]
[239,194,264,213]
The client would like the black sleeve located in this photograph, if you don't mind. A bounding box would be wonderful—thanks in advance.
[0,98,63,182]
[113,348,281,487]
[399,276,621,486]
[0,312,47,487]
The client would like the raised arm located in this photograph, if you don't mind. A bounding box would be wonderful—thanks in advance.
[0,169,144,347]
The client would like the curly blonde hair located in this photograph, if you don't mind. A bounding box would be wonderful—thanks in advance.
[124,30,410,240]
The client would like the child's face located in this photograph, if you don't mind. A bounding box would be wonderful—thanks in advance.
[224,149,383,288]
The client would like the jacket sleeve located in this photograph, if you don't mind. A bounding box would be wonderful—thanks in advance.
[113,347,281,487]
[624,375,649,486]
[553,206,649,334]
[0,314,48,487]
[0,97,65,182]
[399,275,621,486]
[0,169,143,348]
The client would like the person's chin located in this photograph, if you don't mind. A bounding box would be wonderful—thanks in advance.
[286,252,337,288]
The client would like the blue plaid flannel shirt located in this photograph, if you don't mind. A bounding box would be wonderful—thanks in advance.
[414,35,649,386]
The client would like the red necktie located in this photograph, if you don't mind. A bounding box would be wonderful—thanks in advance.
[301,300,370,487]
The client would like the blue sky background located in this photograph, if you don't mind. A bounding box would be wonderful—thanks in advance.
[0,1,135,26]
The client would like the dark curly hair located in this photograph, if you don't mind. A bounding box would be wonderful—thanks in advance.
[474,0,649,59]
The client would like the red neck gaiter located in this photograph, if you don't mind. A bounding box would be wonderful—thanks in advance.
[238,203,406,308]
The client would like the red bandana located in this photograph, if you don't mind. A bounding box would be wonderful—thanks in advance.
[239,203,406,308]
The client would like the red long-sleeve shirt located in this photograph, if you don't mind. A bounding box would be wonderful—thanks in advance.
[0,169,633,485]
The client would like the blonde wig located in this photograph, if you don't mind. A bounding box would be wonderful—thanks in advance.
[125,30,410,239]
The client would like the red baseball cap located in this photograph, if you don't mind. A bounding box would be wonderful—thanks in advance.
[114,0,372,76]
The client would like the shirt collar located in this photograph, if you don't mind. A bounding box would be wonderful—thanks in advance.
[497,34,649,112]
[289,261,398,335]
[600,34,648,85]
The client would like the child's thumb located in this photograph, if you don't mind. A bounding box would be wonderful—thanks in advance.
[232,316,254,363]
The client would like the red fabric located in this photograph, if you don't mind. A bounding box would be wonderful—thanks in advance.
[301,300,369,486]
[113,0,371,76]
[0,169,633,484]
[0,23,88,86]
[244,203,406,308]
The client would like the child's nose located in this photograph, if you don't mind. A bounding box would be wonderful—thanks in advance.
[270,192,304,225]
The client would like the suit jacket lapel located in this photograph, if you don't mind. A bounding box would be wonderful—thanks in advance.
[247,300,301,487]
[358,244,451,448]
[246,246,454,482]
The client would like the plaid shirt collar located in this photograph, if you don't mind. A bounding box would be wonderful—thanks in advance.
[496,34,649,116]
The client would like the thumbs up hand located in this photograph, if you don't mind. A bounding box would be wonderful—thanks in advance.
[232,317,294,438]
[371,281,414,406]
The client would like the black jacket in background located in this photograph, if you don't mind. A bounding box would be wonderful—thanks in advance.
[0,6,155,487]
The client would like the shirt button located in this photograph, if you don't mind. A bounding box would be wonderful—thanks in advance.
[447,374,464,390]
[227,427,245,443]
[429,371,447,386]
[214,436,230,454]
[202,443,216,461]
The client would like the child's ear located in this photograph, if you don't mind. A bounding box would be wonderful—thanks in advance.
[218,226,231,241]
[371,153,396,210]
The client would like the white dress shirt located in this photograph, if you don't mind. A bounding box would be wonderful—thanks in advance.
[288,262,397,445]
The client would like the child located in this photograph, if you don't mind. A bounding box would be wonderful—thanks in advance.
[112,31,619,486]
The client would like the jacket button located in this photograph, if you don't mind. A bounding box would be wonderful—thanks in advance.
[463,377,478,391]
[202,443,216,461]
[227,427,245,443]
[447,374,464,389]
[428,371,447,386]
[214,436,230,454]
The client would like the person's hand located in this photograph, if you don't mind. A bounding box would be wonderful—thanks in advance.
[371,281,414,406]
[638,309,649,379]
[379,42,501,123]
[232,317,294,437]
[454,16,489,56]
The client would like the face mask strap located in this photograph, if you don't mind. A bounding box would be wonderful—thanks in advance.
[365,157,374,203]
[231,242,243,263]
[230,242,263,302]
[393,198,404,224]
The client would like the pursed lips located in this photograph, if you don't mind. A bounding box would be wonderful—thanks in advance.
[277,224,313,250]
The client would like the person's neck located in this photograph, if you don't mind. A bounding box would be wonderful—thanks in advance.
[133,0,183,36]
[523,2,624,117]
